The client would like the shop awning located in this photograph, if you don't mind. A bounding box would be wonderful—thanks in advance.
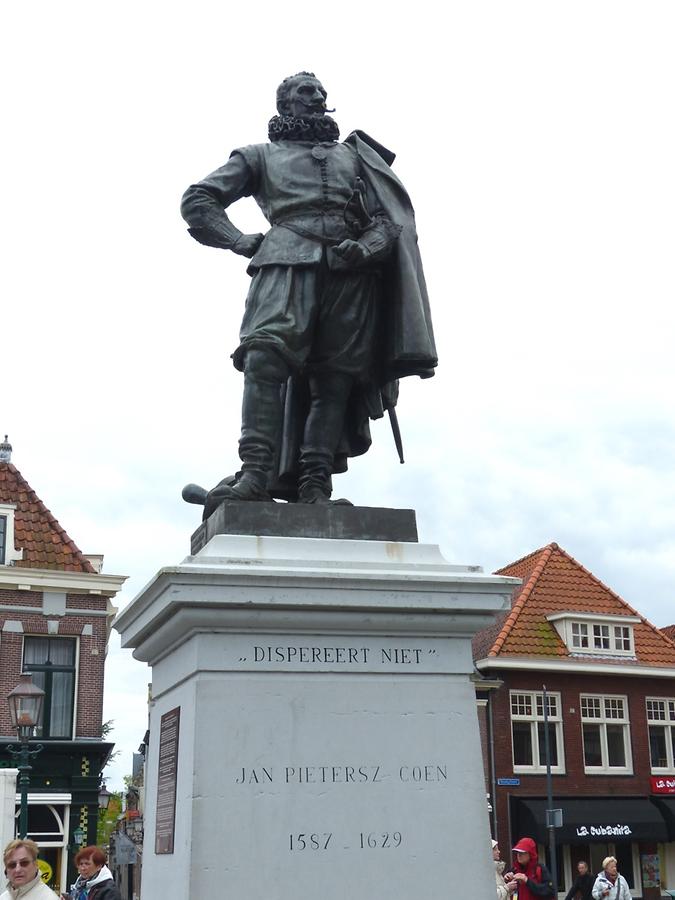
[651,797,675,840]
[511,797,668,843]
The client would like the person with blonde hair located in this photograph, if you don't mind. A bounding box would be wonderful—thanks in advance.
[1,839,57,900]
[592,857,631,900]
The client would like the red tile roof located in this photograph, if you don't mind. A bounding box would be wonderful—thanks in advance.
[661,625,675,643]
[0,462,95,573]
[473,542,675,667]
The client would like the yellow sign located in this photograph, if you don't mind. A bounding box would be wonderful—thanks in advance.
[37,859,53,884]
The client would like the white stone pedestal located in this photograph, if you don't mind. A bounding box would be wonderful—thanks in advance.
[0,768,18,851]
[115,533,517,900]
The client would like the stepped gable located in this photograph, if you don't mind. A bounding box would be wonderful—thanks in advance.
[474,542,675,667]
[0,462,95,573]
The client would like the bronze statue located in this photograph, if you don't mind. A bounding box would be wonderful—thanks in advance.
[181,73,436,517]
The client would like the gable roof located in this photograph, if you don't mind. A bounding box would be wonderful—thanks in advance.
[0,462,95,573]
[473,542,675,668]
[661,625,675,643]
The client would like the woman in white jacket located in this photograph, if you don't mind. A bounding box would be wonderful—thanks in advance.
[592,857,631,900]
[493,840,516,900]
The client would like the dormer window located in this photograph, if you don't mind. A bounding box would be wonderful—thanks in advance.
[614,625,632,651]
[547,613,639,658]
[571,622,589,649]
[0,503,23,566]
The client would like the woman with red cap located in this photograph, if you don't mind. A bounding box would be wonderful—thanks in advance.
[504,837,555,898]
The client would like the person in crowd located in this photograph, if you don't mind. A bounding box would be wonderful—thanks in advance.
[504,836,555,898]
[68,848,120,900]
[565,860,594,900]
[1,839,57,900]
[493,839,517,899]
[591,857,631,900]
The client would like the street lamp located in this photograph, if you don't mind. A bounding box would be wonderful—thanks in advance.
[73,826,85,848]
[6,675,45,839]
[98,785,112,810]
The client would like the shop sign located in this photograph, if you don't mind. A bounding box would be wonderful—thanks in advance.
[37,860,52,884]
[651,776,675,794]
[113,833,137,865]
[575,824,632,837]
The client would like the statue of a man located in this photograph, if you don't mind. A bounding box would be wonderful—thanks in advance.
[181,72,436,516]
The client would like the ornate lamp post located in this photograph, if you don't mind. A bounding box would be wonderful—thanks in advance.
[6,674,45,839]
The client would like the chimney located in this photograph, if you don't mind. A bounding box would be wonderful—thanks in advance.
[0,435,11,463]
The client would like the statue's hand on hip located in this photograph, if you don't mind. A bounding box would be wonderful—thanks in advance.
[233,233,265,258]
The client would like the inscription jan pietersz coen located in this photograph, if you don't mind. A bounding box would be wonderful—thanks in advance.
[236,764,449,784]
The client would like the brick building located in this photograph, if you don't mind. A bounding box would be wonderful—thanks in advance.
[0,440,125,892]
[474,542,675,899]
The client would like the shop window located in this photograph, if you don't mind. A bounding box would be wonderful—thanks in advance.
[646,697,675,772]
[571,843,637,892]
[23,637,76,739]
[580,694,632,774]
[614,842,636,890]
[510,691,565,773]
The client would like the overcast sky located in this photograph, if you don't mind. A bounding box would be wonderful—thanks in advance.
[2,1,674,790]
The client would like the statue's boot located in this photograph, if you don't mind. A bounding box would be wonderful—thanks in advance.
[298,372,353,506]
[203,350,288,517]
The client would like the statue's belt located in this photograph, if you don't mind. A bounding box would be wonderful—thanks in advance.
[271,212,351,245]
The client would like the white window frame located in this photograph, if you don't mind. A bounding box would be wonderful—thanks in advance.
[571,622,589,649]
[580,693,633,774]
[547,613,638,659]
[510,690,565,774]
[0,503,23,566]
[592,623,611,650]
[646,697,675,773]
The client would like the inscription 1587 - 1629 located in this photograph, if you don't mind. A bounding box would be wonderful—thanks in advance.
[289,831,403,852]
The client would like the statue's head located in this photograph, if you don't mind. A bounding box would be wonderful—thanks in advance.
[276,72,328,119]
